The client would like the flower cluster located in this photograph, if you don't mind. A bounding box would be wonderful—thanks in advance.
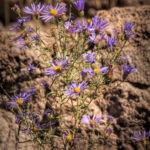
[7,1,140,149]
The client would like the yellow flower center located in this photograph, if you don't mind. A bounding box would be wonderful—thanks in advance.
[108,71,113,79]
[21,31,26,38]
[36,84,40,89]
[25,40,29,45]
[50,9,58,16]
[105,133,109,137]
[31,126,37,131]
[142,137,146,141]
[66,135,72,141]
[114,49,119,54]
[94,68,99,74]
[90,119,95,124]
[74,88,80,93]
[87,19,92,24]
[95,38,99,43]
[16,99,23,105]
[34,10,39,15]
[54,66,62,72]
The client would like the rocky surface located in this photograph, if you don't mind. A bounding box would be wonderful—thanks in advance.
[0,5,150,150]
[86,0,150,16]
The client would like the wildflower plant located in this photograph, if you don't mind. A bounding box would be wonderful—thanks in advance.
[5,0,140,149]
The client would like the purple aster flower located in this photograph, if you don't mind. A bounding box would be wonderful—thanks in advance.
[41,3,67,22]
[12,26,34,41]
[64,80,88,97]
[17,38,34,48]
[73,0,85,11]
[64,21,73,30]
[107,36,116,52]
[81,113,104,127]
[83,52,96,63]
[9,24,21,31]
[17,16,31,24]
[16,112,29,124]
[23,120,45,134]
[92,16,109,32]
[75,20,88,33]
[27,64,35,72]
[33,34,40,41]
[88,32,105,44]
[105,128,113,137]
[7,92,31,108]
[28,83,44,94]
[45,57,69,78]
[122,21,134,39]
[123,63,138,79]
[9,16,30,31]
[12,31,27,41]
[69,28,76,36]
[131,131,150,142]
[23,3,47,16]
[81,68,94,78]
[16,114,23,124]
[93,66,109,75]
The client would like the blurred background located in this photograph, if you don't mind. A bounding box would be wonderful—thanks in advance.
[0,0,150,25]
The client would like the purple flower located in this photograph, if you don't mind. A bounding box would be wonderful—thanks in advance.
[122,21,134,39]
[81,68,94,78]
[9,24,21,31]
[64,81,88,97]
[33,34,40,41]
[93,66,109,75]
[16,114,23,124]
[28,83,43,94]
[75,20,88,33]
[12,31,27,41]
[23,120,45,134]
[41,3,67,22]
[17,38,34,48]
[23,3,47,16]
[88,33,105,44]
[12,26,34,42]
[73,0,85,11]
[17,16,31,24]
[83,52,96,63]
[7,92,31,108]
[27,64,35,72]
[64,21,73,30]
[9,16,31,31]
[105,128,112,137]
[92,16,109,32]
[45,57,69,78]
[123,63,137,79]
[107,36,116,52]
[131,131,150,142]
[81,113,104,127]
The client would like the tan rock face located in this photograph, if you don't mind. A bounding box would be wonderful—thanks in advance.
[0,5,150,150]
